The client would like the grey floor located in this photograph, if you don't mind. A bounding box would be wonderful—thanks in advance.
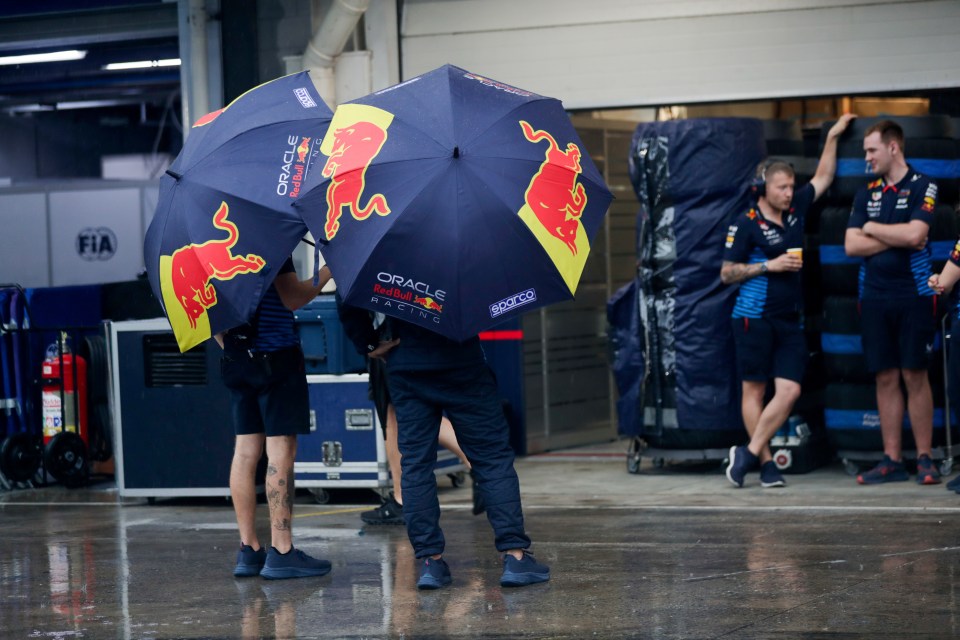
[3,442,960,639]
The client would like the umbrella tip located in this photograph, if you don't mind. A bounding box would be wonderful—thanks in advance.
[165,169,183,180]
[453,146,460,159]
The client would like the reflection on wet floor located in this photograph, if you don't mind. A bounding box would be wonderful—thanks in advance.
[2,493,960,639]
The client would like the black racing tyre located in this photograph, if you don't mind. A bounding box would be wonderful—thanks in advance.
[821,296,871,383]
[819,207,859,297]
[763,119,803,143]
[766,141,805,157]
[802,244,823,317]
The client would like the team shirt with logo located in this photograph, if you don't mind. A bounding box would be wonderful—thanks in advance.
[723,183,814,319]
[847,166,937,300]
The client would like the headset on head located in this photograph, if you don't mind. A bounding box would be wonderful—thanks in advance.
[750,158,777,199]
[751,158,794,199]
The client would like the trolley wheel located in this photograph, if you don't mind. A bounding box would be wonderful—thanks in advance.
[44,432,89,488]
[310,488,330,504]
[0,433,42,483]
[626,453,641,474]
[940,459,954,476]
[652,457,666,469]
[448,471,466,488]
[842,458,860,477]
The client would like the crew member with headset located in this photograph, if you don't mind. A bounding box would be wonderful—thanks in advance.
[723,114,855,488]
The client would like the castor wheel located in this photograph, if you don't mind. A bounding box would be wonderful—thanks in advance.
[842,458,860,477]
[652,457,665,469]
[448,471,466,487]
[626,454,641,474]
[310,488,330,504]
[939,458,954,476]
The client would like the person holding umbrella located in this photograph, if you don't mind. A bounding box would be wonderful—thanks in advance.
[221,259,333,580]
[294,65,613,589]
[381,317,549,589]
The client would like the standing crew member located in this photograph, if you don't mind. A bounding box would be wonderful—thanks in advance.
[844,119,941,485]
[219,259,334,579]
[724,114,856,488]
[335,301,479,525]
[927,242,960,493]
[383,320,549,590]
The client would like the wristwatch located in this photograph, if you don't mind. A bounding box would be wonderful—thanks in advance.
[760,261,768,274]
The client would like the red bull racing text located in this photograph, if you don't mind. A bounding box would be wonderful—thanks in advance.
[371,272,445,323]
[278,135,312,198]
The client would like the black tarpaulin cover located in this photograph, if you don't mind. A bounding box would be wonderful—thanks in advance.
[612,118,765,437]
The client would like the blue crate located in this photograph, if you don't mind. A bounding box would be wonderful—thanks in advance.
[294,295,366,375]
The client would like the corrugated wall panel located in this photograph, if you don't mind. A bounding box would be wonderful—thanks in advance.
[401,0,960,109]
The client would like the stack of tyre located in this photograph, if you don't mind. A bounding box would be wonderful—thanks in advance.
[817,116,960,455]
[628,118,765,450]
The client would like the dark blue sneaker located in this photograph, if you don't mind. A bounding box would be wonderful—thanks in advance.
[916,454,942,485]
[856,455,908,485]
[260,547,332,580]
[234,544,267,578]
[417,556,452,590]
[500,551,550,588]
[947,475,960,493]
[726,445,758,488]
[760,461,787,488]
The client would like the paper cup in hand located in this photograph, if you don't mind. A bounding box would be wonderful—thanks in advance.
[787,247,803,261]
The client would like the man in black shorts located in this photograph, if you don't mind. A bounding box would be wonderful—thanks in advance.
[218,259,334,579]
[723,114,855,488]
[845,119,941,485]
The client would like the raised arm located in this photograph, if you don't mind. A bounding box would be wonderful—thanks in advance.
[809,113,857,200]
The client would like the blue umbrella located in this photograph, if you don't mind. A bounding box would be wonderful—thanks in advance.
[293,64,613,341]
[144,71,332,351]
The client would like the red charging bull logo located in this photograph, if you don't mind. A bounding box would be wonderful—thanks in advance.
[166,202,265,331]
[414,296,443,313]
[519,120,587,256]
[296,137,311,163]
[318,104,395,240]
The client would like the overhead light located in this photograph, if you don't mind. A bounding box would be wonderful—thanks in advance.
[103,58,181,71]
[0,50,87,66]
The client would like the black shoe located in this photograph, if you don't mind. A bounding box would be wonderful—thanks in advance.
[470,470,485,516]
[234,544,267,577]
[361,495,404,525]
[500,551,550,587]
[260,546,332,580]
[417,556,452,590]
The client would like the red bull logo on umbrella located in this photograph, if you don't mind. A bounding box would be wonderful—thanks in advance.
[159,201,266,351]
[319,104,395,240]
[517,120,590,294]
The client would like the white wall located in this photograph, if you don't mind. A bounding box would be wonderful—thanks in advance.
[401,0,960,108]
[0,182,157,288]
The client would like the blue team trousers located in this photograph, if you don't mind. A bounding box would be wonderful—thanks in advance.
[385,363,530,558]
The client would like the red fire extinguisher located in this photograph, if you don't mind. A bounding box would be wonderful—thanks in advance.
[42,335,88,447]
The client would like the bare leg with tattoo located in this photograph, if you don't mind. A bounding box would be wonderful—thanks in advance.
[265,435,297,552]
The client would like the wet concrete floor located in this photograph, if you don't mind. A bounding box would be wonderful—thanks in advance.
[2,447,960,639]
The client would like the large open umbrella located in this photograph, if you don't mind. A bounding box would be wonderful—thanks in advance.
[293,64,613,341]
[144,71,332,351]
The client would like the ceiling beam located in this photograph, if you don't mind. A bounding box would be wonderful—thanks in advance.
[0,4,179,53]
